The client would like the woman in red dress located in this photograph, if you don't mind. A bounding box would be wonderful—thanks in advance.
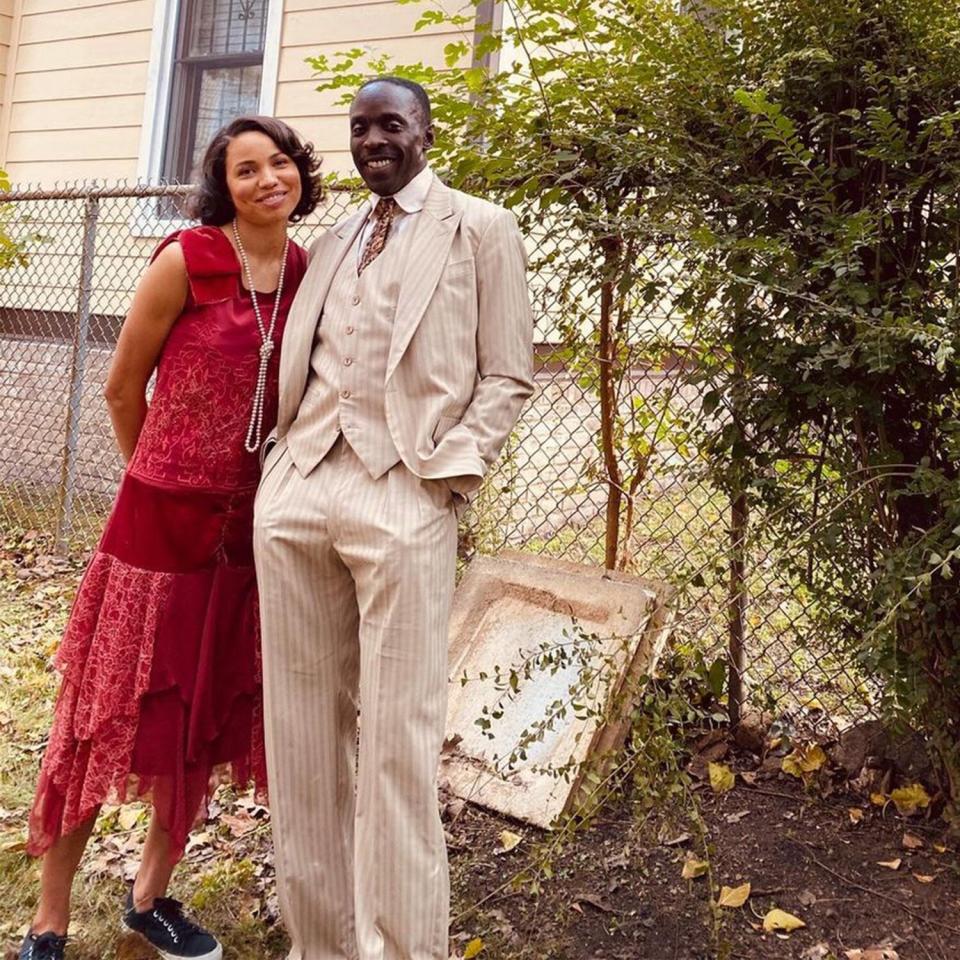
[19,117,316,960]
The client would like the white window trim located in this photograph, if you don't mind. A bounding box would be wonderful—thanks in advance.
[132,0,282,237]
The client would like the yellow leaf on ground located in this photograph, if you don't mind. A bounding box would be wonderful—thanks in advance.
[117,806,142,831]
[877,858,901,870]
[890,783,931,816]
[848,808,864,824]
[934,843,948,854]
[762,908,806,933]
[709,762,735,794]
[902,832,924,850]
[781,743,828,779]
[717,882,751,908]
[682,858,709,880]
[463,938,485,959]
[913,873,935,883]
[497,830,522,853]
[870,792,888,806]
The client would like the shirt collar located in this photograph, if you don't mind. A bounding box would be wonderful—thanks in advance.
[369,165,433,216]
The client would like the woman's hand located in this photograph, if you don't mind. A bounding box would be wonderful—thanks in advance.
[104,242,188,461]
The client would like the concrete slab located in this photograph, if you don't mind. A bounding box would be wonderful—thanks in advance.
[442,550,673,828]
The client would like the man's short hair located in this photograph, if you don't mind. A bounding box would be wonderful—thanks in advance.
[357,76,432,125]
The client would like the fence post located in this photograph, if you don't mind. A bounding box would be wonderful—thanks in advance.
[55,195,99,554]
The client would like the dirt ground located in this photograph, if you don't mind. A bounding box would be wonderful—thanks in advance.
[1,531,958,960]
[446,777,959,960]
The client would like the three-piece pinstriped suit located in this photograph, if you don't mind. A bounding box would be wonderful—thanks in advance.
[252,169,535,960]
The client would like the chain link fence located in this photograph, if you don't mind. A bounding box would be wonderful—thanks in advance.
[0,181,877,729]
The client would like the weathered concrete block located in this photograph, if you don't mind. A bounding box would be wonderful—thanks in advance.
[442,550,673,828]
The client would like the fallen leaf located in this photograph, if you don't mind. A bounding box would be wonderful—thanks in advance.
[902,832,924,850]
[762,908,805,933]
[717,882,751,908]
[605,849,631,869]
[572,892,614,913]
[781,743,827,780]
[848,808,864,824]
[934,843,948,853]
[890,783,931,816]
[185,830,214,852]
[877,858,901,870]
[708,762,735,794]
[845,948,900,960]
[740,770,758,786]
[870,792,887,807]
[117,806,142,831]
[463,938,484,959]
[913,873,935,883]
[802,944,832,960]
[442,733,463,754]
[497,830,522,854]
[725,810,751,824]
[682,858,709,880]
[797,889,818,907]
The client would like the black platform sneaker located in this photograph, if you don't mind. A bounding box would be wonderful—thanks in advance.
[121,892,222,960]
[18,931,67,960]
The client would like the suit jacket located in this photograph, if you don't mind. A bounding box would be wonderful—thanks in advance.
[269,177,535,494]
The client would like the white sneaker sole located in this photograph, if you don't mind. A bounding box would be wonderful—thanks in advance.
[120,919,224,960]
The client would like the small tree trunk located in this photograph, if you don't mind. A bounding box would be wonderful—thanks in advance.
[728,297,749,726]
[599,269,622,570]
[728,490,749,726]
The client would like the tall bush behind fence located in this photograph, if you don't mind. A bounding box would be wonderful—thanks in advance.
[327,0,960,795]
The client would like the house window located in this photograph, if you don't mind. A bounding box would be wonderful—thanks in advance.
[163,0,269,183]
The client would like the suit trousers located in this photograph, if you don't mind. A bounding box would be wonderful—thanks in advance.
[253,435,458,960]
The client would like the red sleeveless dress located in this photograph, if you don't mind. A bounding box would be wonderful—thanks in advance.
[27,226,307,858]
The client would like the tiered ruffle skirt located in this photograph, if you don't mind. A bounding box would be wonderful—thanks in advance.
[27,471,267,858]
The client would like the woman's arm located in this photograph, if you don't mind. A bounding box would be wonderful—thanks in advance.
[104,242,189,462]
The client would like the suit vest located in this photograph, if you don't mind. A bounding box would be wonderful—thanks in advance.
[286,226,407,478]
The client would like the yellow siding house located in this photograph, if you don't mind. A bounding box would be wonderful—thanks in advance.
[0,0,496,186]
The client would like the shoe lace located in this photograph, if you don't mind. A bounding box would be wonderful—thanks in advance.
[151,898,203,945]
[28,933,67,960]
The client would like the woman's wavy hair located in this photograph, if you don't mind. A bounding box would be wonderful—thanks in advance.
[186,116,323,226]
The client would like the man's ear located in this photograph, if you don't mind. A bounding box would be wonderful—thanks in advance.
[423,123,436,151]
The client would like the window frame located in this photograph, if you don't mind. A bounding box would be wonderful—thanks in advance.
[162,0,269,184]
[134,0,281,236]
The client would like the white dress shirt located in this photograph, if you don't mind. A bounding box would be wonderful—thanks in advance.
[356,165,434,266]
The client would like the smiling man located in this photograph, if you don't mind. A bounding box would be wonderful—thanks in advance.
[253,77,534,960]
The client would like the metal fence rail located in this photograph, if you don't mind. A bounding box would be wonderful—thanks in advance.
[0,181,877,728]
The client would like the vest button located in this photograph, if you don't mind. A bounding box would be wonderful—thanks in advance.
[343,357,353,366]
[345,325,355,335]
[352,295,361,306]
[341,389,351,399]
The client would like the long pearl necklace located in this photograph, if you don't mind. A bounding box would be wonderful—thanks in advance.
[232,219,289,454]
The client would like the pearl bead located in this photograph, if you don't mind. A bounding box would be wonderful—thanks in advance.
[232,218,289,454]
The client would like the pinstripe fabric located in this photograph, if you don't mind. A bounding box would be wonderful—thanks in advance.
[286,221,407,479]
[255,177,534,960]
[273,179,535,490]
[255,439,456,960]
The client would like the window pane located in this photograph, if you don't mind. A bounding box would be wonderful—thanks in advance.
[188,0,267,57]
[188,64,263,178]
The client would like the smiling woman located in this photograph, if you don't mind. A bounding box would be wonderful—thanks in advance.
[188,115,323,227]
[15,118,317,960]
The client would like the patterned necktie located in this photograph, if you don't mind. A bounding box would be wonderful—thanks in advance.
[358,197,399,276]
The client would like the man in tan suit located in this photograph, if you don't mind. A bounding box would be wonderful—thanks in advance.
[253,77,534,960]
